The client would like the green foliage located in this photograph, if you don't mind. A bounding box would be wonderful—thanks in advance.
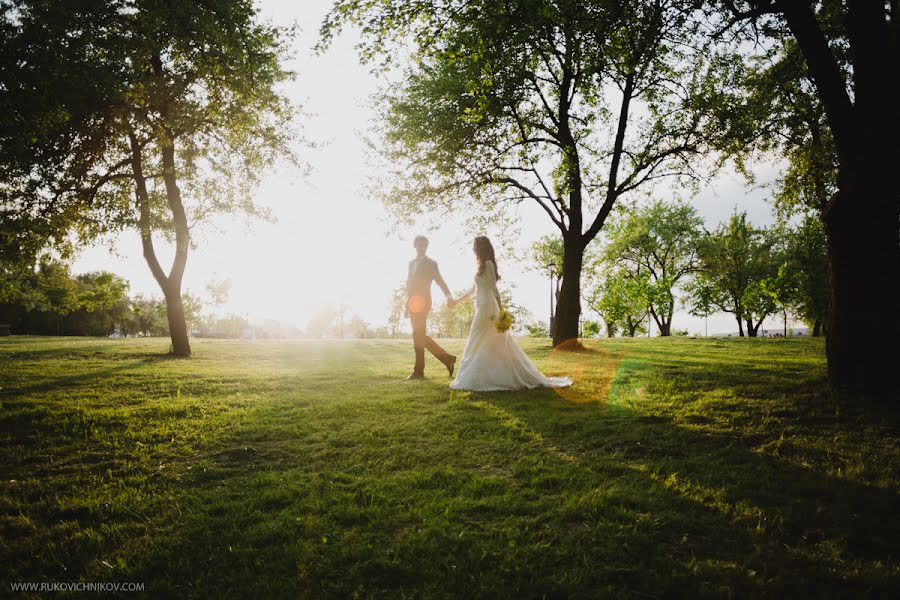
[524,321,550,338]
[581,319,603,338]
[128,295,170,337]
[324,0,735,345]
[326,0,721,248]
[689,211,778,336]
[0,260,250,338]
[585,267,648,338]
[0,259,133,336]
[2,336,898,596]
[1,0,298,241]
[528,233,599,302]
[712,20,839,219]
[775,215,830,333]
[529,235,566,278]
[1,0,299,354]
[602,200,703,335]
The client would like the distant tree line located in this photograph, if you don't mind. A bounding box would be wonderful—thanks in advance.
[531,199,828,339]
[1,259,177,336]
[304,304,388,340]
[0,259,305,339]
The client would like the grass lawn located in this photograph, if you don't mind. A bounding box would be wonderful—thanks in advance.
[1,335,898,598]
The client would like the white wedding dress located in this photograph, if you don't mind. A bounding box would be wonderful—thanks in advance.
[450,260,572,392]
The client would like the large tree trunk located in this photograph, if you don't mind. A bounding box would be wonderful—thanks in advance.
[604,319,616,338]
[648,304,671,336]
[812,319,822,337]
[627,317,639,337]
[552,237,583,346]
[128,128,191,357]
[776,2,899,400]
[160,140,191,357]
[746,318,757,338]
[823,179,899,401]
[162,283,190,355]
[747,317,765,337]
[735,315,744,337]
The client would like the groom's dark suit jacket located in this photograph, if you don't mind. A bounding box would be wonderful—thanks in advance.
[407,256,449,315]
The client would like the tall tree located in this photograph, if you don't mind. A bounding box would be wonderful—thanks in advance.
[324,0,719,346]
[714,2,899,399]
[0,0,298,356]
[779,216,829,336]
[689,211,778,337]
[585,268,648,337]
[529,233,601,334]
[602,200,702,335]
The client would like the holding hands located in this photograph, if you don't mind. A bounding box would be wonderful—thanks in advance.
[447,286,476,310]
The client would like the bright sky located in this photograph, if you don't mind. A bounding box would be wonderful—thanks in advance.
[74,0,790,336]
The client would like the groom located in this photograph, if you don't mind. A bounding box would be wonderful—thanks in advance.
[405,235,456,380]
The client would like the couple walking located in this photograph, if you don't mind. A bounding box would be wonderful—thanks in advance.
[405,235,571,392]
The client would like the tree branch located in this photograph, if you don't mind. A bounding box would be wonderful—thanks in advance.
[128,129,167,288]
[494,175,565,232]
[583,73,635,242]
[775,1,855,164]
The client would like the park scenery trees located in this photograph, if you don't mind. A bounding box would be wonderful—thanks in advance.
[2,2,900,597]
[601,201,702,336]
[321,0,897,400]
[0,0,297,356]
[688,211,778,338]
[323,0,722,347]
[0,1,893,398]
[585,269,648,337]
[711,1,899,399]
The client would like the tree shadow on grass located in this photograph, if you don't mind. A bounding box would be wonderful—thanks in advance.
[115,353,894,598]
[123,391,896,598]
[0,337,175,361]
[461,341,899,595]
[4,340,897,598]
[0,355,179,401]
[114,343,896,596]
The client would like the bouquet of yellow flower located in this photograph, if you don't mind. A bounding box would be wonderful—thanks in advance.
[493,308,514,333]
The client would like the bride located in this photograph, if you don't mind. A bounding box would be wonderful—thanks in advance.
[448,236,572,392]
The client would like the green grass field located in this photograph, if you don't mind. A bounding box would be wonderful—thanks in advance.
[1,336,898,598]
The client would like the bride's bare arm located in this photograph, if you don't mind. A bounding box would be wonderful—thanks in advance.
[454,285,476,304]
[487,261,502,309]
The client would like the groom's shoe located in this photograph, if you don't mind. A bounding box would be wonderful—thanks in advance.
[405,372,426,381]
[446,355,457,377]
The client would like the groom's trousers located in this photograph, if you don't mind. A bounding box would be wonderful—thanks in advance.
[410,311,452,375]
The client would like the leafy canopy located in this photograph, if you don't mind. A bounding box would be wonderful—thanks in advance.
[0,0,299,254]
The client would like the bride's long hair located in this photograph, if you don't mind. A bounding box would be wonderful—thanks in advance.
[474,236,500,280]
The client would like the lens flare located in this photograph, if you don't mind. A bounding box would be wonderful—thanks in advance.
[547,340,620,405]
[407,295,427,313]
